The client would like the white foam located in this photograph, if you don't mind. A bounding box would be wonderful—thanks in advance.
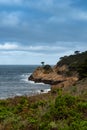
[44,89,51,93]
[28,80,45,85]
[0,88,51,99]
[20,73,31,83]
[36,88,51,94]
[20,73,49,85]
[36,82,45,85]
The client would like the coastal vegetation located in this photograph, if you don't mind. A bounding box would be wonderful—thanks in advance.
[0,51,87,130]
[0,87,87,130]
[43,64,53,74]
[41,62,45,67]
[57,51,87,72]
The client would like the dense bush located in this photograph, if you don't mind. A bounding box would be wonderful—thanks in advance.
[57,51,87,71]
[43,64,53,74]
[38,92,87,130]
[0,91,87,130]
[77,59,87,79]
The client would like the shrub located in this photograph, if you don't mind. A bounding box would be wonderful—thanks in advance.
[51,94,81,120]
[70,120,87,130]
[78,59,87,79]
[43,65,53,74]
[78,102,87,112]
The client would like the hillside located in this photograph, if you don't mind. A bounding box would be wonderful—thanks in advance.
[0,78,87,130]
[29,51,87,88]
[57,51,87,67]
[55,51,87,79]
[0,51,87,130]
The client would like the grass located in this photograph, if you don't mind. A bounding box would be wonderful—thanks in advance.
[0,86,87,130]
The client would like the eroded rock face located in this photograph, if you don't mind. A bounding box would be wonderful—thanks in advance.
[28,68,64,85]
[51,77,78,92]
[29,51,87,91]
[28,65,78,86]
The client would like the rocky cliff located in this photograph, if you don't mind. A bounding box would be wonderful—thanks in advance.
[28,64,78,88]
[29,51,87,89]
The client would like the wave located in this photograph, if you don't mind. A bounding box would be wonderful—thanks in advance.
[20,73,31,83]
[36,88,51,94]
[20,73,45,85]
[0,88,51,99]
[28,80,45,85]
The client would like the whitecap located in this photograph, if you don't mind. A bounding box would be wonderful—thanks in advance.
[20,73,31,83]
[42,89,51,93]
[36,88,51,94]
[28,80,45,85]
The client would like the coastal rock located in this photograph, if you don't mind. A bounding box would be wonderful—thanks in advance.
[51,77,78,92]
[29,51,87,88]
[28,65,78,86]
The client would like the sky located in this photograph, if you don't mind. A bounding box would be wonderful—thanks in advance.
[0,0,87,65]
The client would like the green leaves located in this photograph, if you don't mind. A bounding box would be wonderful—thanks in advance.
[0,90,87,129]
[78,59,87,79]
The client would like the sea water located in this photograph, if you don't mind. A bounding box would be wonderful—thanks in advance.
[0,65,50,99]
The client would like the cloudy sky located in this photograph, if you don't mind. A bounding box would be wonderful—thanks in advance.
[0,0,87,65]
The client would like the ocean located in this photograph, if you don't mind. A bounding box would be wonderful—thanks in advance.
[0,65,50,99]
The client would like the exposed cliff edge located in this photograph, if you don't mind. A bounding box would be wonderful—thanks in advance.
[28,65,78,88]
[28,51,87,89]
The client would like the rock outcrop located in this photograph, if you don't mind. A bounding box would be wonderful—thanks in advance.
[28,51,87,88]
[28,64,78,87]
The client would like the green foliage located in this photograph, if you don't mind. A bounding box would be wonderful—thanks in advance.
[77,59,87,79]
[19,96,28,105]
[74,51,80,55]
[31,100,46,109]
[57,51,87,72]
[43,64,53,74]
[41,61,45,66]
[0,90,87,130]
[51,94,79,120]
[70,120,87,130]
[0,107,13,122]
[48,121,58,129]
[28,117,37,124]
[78,102,87,112]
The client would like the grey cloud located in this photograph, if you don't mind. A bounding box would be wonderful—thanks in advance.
[0,0,87,47]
